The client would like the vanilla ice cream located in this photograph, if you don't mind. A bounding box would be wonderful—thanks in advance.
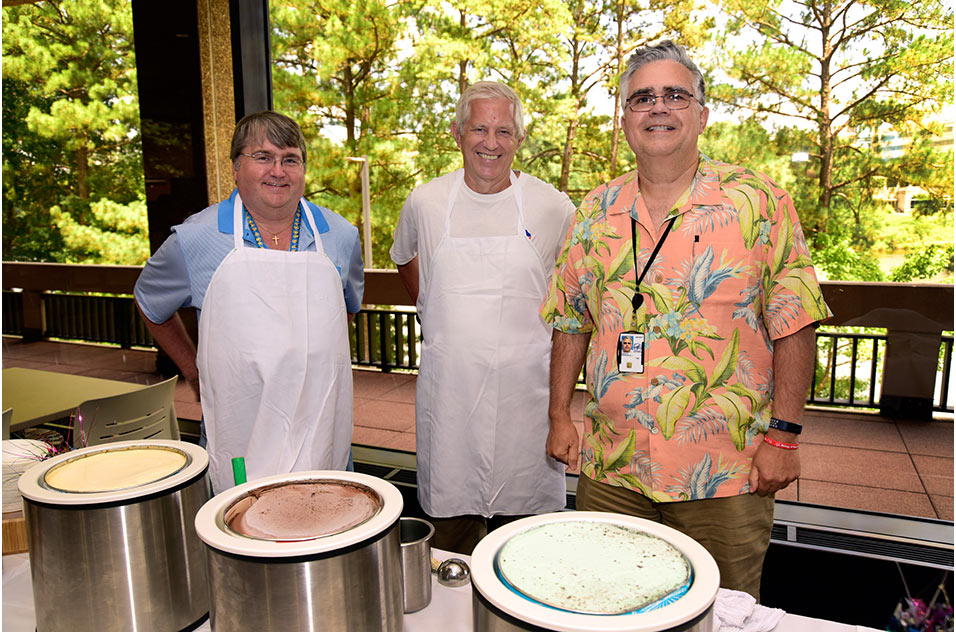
[43,446,187,493]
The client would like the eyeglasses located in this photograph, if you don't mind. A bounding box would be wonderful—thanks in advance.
[239,152,305,170]
[625,91,699,113]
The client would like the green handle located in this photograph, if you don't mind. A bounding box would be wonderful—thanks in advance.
[232,457,247,485]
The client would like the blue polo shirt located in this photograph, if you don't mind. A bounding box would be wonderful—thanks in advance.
[135,189,364,324]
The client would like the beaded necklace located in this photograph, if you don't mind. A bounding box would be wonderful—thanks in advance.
[245,205,302,252]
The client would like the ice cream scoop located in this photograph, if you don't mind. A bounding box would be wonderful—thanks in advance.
[434,557,471,588]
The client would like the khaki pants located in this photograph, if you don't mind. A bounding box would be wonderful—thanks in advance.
[576,474,774,600]
[427,514,530,556]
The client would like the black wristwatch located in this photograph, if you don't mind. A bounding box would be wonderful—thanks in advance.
[769,417,802,435]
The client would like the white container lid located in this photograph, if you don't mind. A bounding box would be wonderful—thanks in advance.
[194,471,403,558]
[471,512,720,632]
[18,440,208,506]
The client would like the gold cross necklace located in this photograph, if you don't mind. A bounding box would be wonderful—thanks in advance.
[268,217,297,245]
[246,207,302,251]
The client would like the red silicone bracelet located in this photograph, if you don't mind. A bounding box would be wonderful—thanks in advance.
[763,435,799,450]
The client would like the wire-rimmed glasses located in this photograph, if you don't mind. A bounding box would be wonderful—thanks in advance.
[625,91,700,113]
[239,152,305,170]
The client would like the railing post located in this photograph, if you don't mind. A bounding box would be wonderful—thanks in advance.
[378,311,390,373]
[20,290,45,341]
[940,338,953,412]
[115,298,134,348]
[408,313,418,367]
[355,312,368,365]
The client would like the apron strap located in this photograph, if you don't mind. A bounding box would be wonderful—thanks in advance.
[441,170,528,238]
[434,170,544,278]
[232,195,322,253]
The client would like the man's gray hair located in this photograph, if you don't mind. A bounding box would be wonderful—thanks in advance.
[454,81,526,139]
[230,111,307,165]
[619,40,706,110]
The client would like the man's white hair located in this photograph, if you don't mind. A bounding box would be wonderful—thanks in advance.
[454,81,526,139]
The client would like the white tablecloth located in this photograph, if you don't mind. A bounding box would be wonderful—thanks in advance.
[2,550,880,632]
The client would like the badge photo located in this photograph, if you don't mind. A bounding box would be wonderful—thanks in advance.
[617,332,644,374]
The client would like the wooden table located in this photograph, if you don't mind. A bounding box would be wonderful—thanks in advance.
[2,367,145,433]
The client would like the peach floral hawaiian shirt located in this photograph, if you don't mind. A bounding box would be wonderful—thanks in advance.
[542,155,831,501]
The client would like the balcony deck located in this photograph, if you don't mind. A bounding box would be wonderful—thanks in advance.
[3,336,952,521]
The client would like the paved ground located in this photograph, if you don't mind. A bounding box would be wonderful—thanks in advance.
[4,337,952,520]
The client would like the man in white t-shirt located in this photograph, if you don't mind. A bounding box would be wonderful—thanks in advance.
[390,82,576,554]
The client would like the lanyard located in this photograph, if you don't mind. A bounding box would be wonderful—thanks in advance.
[631,214,677,310]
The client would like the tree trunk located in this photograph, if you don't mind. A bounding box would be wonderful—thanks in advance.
[457,10,468,98]
[342,62,363,243]
[816,3,834,226]
[76,145,89,200]
[344,62,357,154]
[559,116,578,193]
[560,30,584,193]
[608,0,625,179]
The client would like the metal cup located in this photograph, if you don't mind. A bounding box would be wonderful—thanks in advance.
[399,517,435,613]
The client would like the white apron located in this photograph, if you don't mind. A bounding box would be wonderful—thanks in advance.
[197,194,352,493]
[416,171,566,518]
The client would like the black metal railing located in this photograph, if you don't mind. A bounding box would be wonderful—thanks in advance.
[43,293,153,348]
[812,331,885,409]
[3,289,954,413]
[940,336,954,412]
[810,329,954,414]
[351,308,419,372]
[2,291,23,334]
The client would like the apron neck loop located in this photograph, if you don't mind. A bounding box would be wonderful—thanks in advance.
[232,195,321,252]
[443,169,527,238]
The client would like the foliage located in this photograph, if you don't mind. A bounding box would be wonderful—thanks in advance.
[2,0,146,264]
[889,244,955,282]
[2,77,68,261]
[1,0,951,279]
[812,234,886,281]
[51,198,150,264]
[269,0,715,265]
[700,119,795,189]
[878,207,954,252]
[271,0,413,267]
[710,0,954,276]
[877,206,954,282]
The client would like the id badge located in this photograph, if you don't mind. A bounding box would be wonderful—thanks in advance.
[617,332,644,373]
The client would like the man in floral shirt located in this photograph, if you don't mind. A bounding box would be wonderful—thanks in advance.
[542,41,831,599]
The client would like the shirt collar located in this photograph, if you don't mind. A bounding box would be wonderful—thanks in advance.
[216,189,330,241]
[609,154,726,217]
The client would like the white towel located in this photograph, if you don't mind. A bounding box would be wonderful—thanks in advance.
[714,587,786,632]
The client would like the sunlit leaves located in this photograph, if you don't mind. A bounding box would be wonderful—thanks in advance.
[3,0,143,263]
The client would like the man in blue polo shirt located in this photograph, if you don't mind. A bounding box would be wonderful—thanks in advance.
[134,111,364,492]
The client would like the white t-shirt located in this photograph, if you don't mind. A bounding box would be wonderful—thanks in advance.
[389,169,576,294]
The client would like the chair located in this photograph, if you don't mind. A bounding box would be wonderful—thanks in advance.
[2,408,12,440]
[72,376,180,448]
